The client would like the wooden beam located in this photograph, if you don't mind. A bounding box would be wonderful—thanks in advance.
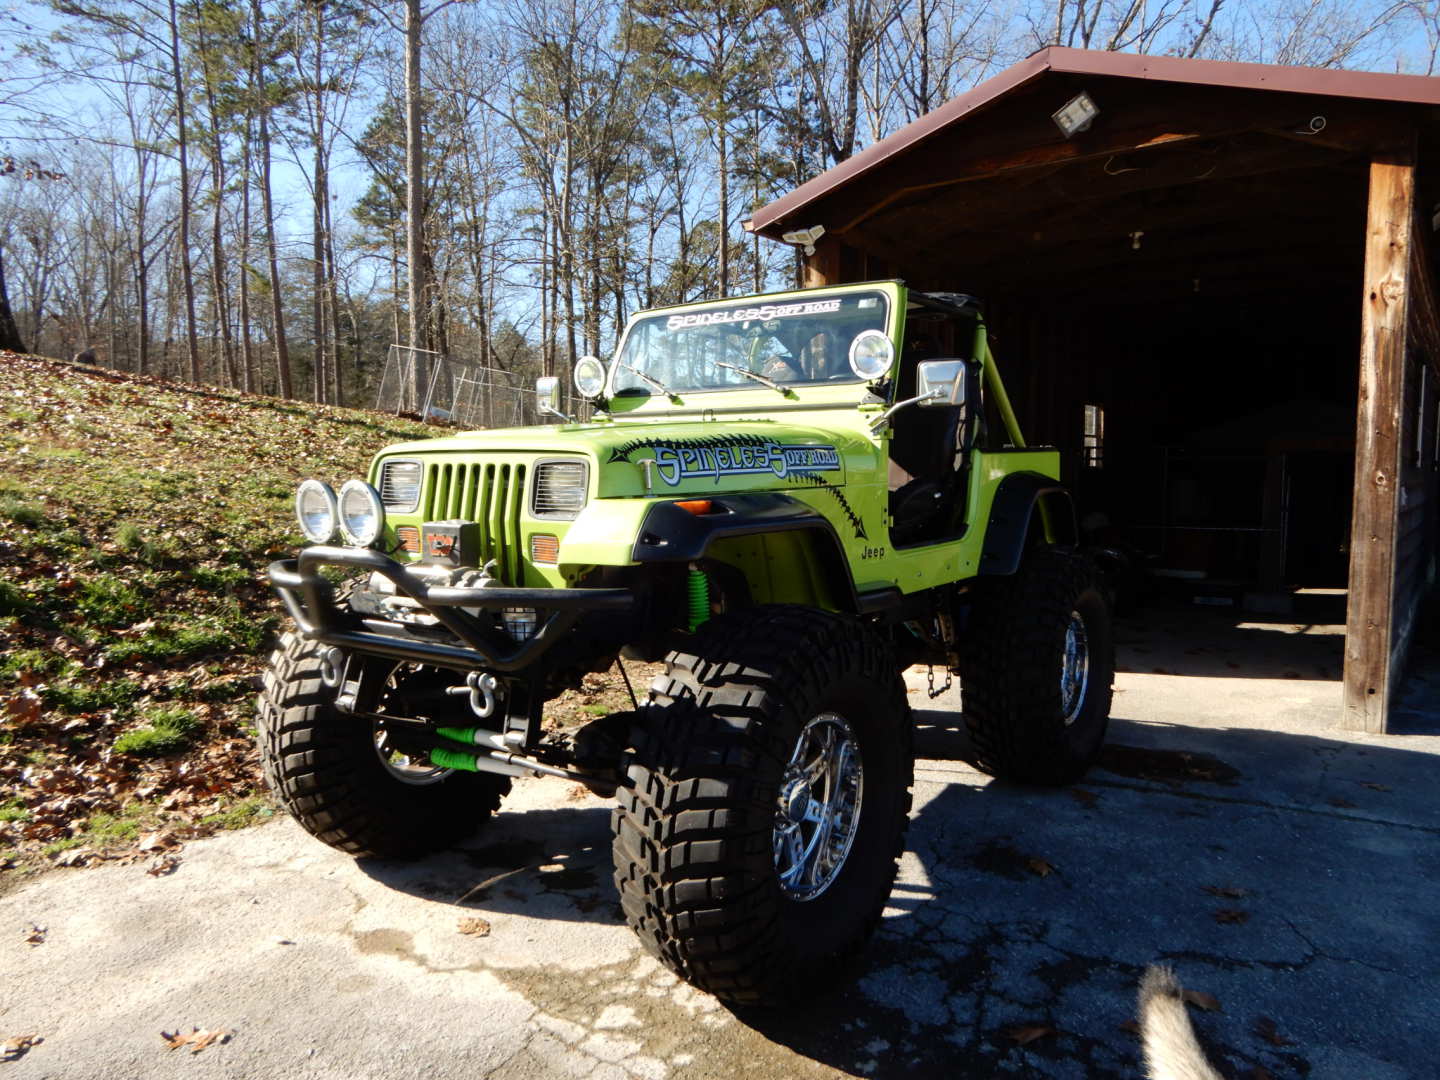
[817,85,1409,239]
[1343,140,1417,733]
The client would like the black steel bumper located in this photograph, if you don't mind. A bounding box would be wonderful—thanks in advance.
[268,546,635,673]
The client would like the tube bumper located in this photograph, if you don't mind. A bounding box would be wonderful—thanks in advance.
[268,545,635,674]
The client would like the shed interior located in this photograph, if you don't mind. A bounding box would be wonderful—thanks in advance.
[814,72,1432,605]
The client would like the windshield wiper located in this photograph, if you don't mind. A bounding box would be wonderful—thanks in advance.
[615,361,682,404]
[715,361,795,397]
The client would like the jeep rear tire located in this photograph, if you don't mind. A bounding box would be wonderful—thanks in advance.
[612,606,913,1006]
[258,631,509,858]
[959,548,1113,785]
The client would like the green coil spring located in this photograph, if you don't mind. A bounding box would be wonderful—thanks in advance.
[687,568,710,632]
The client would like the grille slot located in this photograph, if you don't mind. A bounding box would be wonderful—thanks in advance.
[421,458,526,584]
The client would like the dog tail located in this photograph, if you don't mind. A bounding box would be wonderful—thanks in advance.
[1137,966,1226,1080]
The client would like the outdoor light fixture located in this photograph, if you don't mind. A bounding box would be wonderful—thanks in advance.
[1052,91,1099,138]
[781,224,826,256]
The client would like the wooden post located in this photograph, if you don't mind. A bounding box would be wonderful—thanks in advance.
[802,234,842,288]
[1343,142,1416,733]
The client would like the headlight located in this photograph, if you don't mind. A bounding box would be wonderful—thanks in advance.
[378,459,422,513]
[532,460,588,519]
[295,480,338,544]
[848,329,895,380]
[573,355,607,400]
[338,479,386,547]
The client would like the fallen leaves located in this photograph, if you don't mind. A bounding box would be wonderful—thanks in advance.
[1,1035,42,1062]
[161,1028,233,1054]
[1067,788,1099,809]
[1025,857,1055,878]
[1252,1016,1294,1047]
[1182,989,1222,1012]
[1004,1023,1056,1046]
[457,917,491,937]
[22,924,46,946]
[1202,884,1249,900]
[147,853,182,876]
[1211,908,1250,925]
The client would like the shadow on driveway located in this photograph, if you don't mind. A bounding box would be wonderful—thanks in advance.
[353,689,1440,1078]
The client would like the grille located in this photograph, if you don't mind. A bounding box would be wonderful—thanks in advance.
[423,459,527,585]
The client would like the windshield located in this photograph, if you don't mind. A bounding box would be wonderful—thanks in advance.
[612,290,891,396]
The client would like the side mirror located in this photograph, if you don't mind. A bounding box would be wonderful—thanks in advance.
[535,376,570,421]
[916,359,968,407]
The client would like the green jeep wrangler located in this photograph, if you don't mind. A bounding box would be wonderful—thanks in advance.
[260,280,1113,1005]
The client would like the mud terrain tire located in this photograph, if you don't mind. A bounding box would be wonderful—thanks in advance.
[258,631,509,858]
[612,606,913,1005]
[960,548,1114,785]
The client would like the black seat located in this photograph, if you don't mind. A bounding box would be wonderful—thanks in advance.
[888,356,972,546]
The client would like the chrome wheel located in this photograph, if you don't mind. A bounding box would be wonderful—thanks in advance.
[373,727,450,785]
[373,663,450,785]
[1060,610,1091,726]
[773,712,864,902]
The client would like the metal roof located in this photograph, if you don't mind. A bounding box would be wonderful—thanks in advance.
[749,47,1440,236]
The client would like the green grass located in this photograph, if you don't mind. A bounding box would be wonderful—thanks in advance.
[73,574,149,627]
[581,703,612,716]
[43,674,142,715]
[0,579,33,618]
[0,495,45,527]
[0,648,63,681]
[199,796,274,831]
[112,706,202,757]
[0,799,30,823]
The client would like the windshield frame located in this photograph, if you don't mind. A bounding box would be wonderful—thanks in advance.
[605,283,900,404]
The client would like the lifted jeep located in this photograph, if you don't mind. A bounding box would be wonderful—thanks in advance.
[260,281,1113,1005]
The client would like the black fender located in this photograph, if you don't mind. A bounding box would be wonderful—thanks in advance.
[977,472,1078,576]
[631,493,860,612]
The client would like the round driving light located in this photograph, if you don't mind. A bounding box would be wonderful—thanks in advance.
[848,329,895,381]
[295,480,338,544]
[337,479,386,547]
[573,355,607,400]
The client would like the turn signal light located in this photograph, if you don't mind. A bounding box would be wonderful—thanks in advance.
[530,534,560,564]
[675,500,714,515]
[395,526,421,554]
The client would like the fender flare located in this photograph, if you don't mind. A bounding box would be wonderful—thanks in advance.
[631,493,860,612]
[977,472,1078,576]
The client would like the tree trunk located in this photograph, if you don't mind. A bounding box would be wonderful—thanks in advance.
[254,0,292,398]
[168,0,201,383]
[0,246,26,353]
[404,0,425,352]
[239,108,255,393]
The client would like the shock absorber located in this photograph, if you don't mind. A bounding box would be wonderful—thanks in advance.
[687,566,710,632]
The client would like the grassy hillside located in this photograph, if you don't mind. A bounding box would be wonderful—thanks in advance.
[0,353,435,873]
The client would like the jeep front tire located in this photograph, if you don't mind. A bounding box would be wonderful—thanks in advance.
[612,606,913,1005]
[258,631,510,858]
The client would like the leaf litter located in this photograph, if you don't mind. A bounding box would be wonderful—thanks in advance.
[0,354,656,874]
[160,1027,233,1054]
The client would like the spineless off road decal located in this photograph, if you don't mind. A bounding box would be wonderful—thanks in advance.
[607,434,867,540]
[609,435,840,485]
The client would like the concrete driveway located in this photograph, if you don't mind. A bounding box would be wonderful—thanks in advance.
[3,612,1438,1078]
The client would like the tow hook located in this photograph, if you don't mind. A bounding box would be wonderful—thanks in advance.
[446,672,500,719]
[320,647,345,688]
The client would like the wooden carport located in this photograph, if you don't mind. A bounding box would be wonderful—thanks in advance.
[748,49,1440,733]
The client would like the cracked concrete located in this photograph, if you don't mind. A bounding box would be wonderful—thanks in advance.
[1,611,1438,1078]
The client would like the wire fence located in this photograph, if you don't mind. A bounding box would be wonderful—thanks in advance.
[376,345,593,429]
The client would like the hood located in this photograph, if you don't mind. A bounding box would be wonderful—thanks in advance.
[378,416,870,498]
